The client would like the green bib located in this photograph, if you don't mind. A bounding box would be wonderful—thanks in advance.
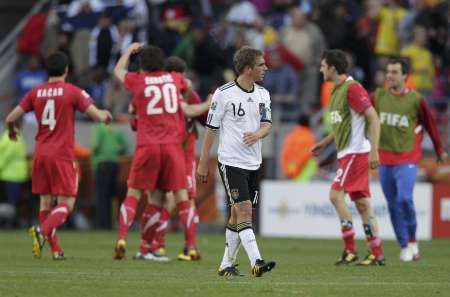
[374,88,421,152]
[330,80,357,152]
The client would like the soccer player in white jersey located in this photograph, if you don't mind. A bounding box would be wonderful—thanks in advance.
[197,46,276,277]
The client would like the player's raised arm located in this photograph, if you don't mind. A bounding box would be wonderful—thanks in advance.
[114,42,143,83]
[5,105,25,141]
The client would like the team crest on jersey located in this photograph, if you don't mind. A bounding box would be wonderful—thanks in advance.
[231,189,239,200]
[259,103,265,113]
[211,101,217,110]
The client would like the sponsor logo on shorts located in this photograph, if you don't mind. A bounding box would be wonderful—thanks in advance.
[231,189,239,200]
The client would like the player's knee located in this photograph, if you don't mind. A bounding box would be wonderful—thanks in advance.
[355,199,369,215]
[329,191,340,205]
[234,201,252,221]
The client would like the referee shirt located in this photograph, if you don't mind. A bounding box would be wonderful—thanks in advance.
[206,80,272,170]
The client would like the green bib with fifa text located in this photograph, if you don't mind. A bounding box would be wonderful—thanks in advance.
[330,80,357,152]
[374,88,421,152]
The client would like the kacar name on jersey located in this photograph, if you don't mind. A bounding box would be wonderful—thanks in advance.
[379,112,409,127]
[37,87,63,97]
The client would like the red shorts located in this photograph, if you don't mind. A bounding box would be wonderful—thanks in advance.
[32,156,78,196]
[331,153,370,200]
[127,144,187,191]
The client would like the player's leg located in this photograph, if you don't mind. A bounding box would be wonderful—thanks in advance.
[395,164,419,260]
[330,189,358,264]
[354,197,385,266]
[114,187,142,259]
[29,157,77,259]
[116,145,159,259]
[379,165,407,251]
[179,157,201,260]
[38,195,64,259]
[160,143,198,259]
[137,190,169,261]
[330,155,357,265]
[216,162,243,276]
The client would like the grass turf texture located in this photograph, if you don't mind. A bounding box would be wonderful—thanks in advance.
[1,231,449,297]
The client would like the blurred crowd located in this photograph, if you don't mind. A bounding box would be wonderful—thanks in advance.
[10,0,450,121]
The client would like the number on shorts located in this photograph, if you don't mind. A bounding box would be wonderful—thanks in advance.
[145,83,178,115]
[41,99,56,130]
[333,168,343,183]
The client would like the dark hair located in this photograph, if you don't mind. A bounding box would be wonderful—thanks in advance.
[386,57,409,75]
[165,56,187,73]
[138,45,165,72]
[297,114,310,127]
[233,46,263,74]
[321,49,348,74]
[45,52,69,77]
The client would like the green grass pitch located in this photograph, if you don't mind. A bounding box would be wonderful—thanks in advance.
[1,230,449,297]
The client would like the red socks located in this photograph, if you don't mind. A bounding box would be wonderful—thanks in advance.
[139,204,160,253]
[341,226,355,253]
[40,203,71,239]
[177,200,196,249]
[118,196,138,240]
[39,210,62,253]
[368,236,383,258]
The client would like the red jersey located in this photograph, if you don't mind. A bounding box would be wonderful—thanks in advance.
[20,81,93,160]
[125,71,187,146]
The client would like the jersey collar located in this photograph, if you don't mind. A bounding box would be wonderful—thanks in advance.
[234,79,255,93]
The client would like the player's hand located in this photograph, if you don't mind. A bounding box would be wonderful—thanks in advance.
[310,142,324,156]
[102,110,113,124]
[243,131,260,146]
[369,149,379,169]
[127,42,144,54]
[437,151,448,164]
[197,161,209,183]
[8,126,19,141]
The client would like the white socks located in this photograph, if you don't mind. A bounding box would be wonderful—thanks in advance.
[238,228,261,267]
[219,228,241,270]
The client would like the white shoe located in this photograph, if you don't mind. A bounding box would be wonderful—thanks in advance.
[400,247,413,262]
[408,242,420,261]
[133,251,170,261]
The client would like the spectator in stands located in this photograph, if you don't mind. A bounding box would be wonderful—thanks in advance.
[89,13,119,71]
[92,123,129,229]
[371,0,406,65]
[281,7,325,112]
[17,3,50,58]
[263,49,299,122]
[280,114,318,181]
[0,126,29,226]
[15,56,47,103]
[401,26,435,103]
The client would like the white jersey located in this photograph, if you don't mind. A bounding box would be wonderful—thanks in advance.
[206,80,272,170]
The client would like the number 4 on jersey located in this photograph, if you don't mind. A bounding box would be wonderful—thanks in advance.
[42,99,56,130]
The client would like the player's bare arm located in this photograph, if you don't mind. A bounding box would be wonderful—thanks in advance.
[364,106,380,169]
[197,127,217,183]
[113,42,143,83]
[243,122,271,146]
[85,105,113,124]
[180,94,212,118]
[311,133,335,156]
[5,105,25,141]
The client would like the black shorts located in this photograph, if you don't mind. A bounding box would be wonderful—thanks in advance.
[217,162,259,207]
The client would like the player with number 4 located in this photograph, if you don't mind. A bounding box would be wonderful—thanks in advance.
[112,43,211,260]
[5,52,112,260]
